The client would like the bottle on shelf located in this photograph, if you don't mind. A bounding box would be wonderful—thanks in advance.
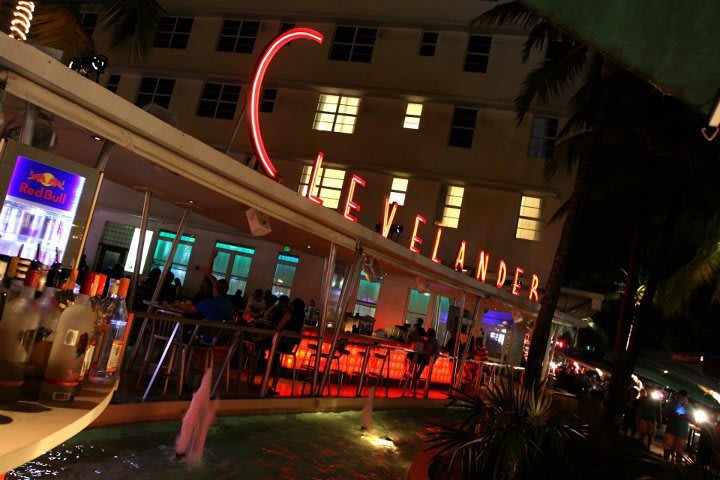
[0,269,41,403]
[92,278,131,383]
[39,273,96,404]
[81,274,107,381]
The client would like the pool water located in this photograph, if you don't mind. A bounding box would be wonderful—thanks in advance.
[9,409,458,480]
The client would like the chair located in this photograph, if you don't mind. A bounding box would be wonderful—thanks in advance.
[362,348,390,398]
[302,340,349,397]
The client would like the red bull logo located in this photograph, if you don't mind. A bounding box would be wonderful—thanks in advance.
[28,170,65,190]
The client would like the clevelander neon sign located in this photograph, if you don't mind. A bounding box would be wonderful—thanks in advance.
[248,28,540,303]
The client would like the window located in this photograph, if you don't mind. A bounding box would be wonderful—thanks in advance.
[528,116,558,158]
[406,289,431,324]
[212,242,255,295]
[354,277,381,317]
[217,19,260,53]
[515,195,543,241]
[312,94,360,134]
[438,186,464,229]
[403,103,423,130]
[135,77,175,109]
[150,231,196,283]
[432,295,452,345]
[389,177,408,206]
[464,35,492,73]
[449,107,477,148]
[260,88,277,113]
[329,26,377,63]
[298,165,346,209]
[279,22,295,34]
[272,254,299,297]
[80,12,98,37]
[197,83,241,119]
[486,327,507,359]
[106,74,120,93]
[419,31,438,56]
[154,17,194,49]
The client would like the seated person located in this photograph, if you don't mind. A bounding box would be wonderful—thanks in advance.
[175,276,233,321]
[264,295,290,326]
[244,288,264,321]
[260,294,278,322]
[254,299,305,391]
[406,317,426,365]
[413,328,440,381]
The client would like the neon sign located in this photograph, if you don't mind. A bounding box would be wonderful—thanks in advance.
[248,28,541,302]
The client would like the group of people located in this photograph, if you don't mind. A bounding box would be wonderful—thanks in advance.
[404,318,441,382]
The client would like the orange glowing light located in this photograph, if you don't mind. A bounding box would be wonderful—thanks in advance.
[528,274,540,303]
[496,260,507,288]
[343,174,366,222]
[249,28,324,179]
[431,227,443,263]
[511,267,524,296]
[475,250,489,283]
[380,196,399,237]
[409,214,426,254]
[454,240,467,271]
[306,152,324,205]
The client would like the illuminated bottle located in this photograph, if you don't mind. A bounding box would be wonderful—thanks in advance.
[0,269,41,403]
[40,274,95,404]
[79,274,102,381]
[92,278,130,382]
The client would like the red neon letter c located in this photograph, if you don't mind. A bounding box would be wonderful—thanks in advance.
[249,28,324,179]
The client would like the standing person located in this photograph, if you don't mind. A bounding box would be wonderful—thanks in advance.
[621,387,640,437]
[173,278,183,299]
[636,389,662,450]
[232,289,246,318]
[412,328,440,383]
[662,390,695,462]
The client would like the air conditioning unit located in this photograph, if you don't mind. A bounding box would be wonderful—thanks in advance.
[416,276,430,294]
[246,208,271,236]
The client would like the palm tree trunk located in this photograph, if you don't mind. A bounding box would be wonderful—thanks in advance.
[625,273,659,372]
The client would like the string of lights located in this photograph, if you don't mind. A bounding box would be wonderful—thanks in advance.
[9,1,35,42]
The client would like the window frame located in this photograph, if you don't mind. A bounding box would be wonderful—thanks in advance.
[389,177,409,206]
[135,77,175,109]
[354,276,382,317]
[212,241,255,296]
[312,94,360,134]
[515,195,544,241]
[272,254,299,297]
[260,88,278,113]
[528,116,559,159]
[153,16,194,49]
[298,165,347,210]
[464,34,492,73]
[196,82,241,119]
[150,230,196,283]
[405,289,432,325]
[437,185,465,229]
[216,19,260,54]
[403,102,423,130]
[106,74,121,93]
[329,25,377,63]
[448,106,477,148]
[419,31,438,56]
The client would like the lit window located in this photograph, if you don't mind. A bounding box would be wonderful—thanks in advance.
[80,12,98,37]
[438,186,464,229]
[197,83,241,119]
[528,117,558,159]
[516,195,543,241]
[406,289,431,324]
[150,230,196,284]
[487,328,506,358]
[217,19,260,53]
[124,228,154,274]
[135,77,175,109]
[312,94,360,134]
[212,242,255,295]
[389,177,408,206]
[298,165,346,209]
[354,277,381,317]
[272,254,299,297]
[106,74,120,93]
[403,103,423,129]
[260,88,277,113]
[464,35,492,73]
[449,107,477,148]
[419,31,438,56]
[154,17,194,49]
[329,26,377,63]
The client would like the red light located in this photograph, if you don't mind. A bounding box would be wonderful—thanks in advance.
[409,214,426,254]
[511,267,524,296]
[475,250,489,283]
[343,174,365,222]
[306,152,324,205]
[555,339,565,349]
[431,227,443,264]
[454,240,466,271]
[496,260,507,288]
[380,196,399,237]
[248,28,324,179]
[528,274,540,303]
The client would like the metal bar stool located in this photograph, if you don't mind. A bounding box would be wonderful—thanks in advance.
[363,347,390,398]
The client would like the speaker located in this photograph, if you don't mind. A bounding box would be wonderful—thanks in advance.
[246,208,272,236]
[416,276,430,294]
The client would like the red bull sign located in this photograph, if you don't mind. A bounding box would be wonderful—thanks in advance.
[8,156,84,212]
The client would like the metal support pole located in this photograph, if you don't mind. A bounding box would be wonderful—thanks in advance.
[19,103,37,145]
[311,242,336,396]
[423,356,436,399]
[259,331,281,397]
[142,321,180,401]
[355,343,372,397]
[453,297,482,391]
[225,98,247,154]
[211,330,241,397]
[318,245,362,396]
[450,292,466,393]
[127,188,152,310]
[74,140,115,269]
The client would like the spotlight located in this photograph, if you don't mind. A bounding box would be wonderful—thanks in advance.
[68,55,108,82]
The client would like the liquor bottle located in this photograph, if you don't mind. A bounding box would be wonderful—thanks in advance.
[39,273,96,404]
[25,265,63,396]
[0,255,10,321]
[0,269,41,403]
[92,278,131,382]
[81,274,107,381]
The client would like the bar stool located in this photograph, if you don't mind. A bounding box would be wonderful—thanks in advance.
[363,348,390,398]
[272,343,299,395]
[302,341,348,396]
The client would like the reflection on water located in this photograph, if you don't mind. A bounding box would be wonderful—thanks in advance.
[9,409,457,480]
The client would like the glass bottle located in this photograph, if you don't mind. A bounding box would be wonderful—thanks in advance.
[39,273,96,404]
[93,278,131,382]
[84,274,108,380]
[0,269,41,403]
[79,274,102,382]
[0,255,11,321]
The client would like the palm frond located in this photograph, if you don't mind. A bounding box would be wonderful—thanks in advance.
[515,44,589,122]
[521,22,559,62]
[471,1,540,29]
[100,0,164,61]
[544,130,592,180]
[27,4,92,58]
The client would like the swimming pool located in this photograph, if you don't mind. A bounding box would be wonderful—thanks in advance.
[8,408,457,479]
